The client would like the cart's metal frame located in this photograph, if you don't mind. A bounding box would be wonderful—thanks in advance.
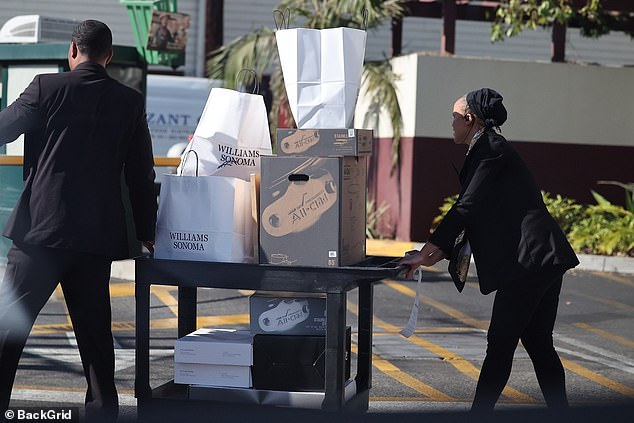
[134,256,401,413]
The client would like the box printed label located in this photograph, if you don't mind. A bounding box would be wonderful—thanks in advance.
[261,169,337,237]
[258,299,311,332]
[276,129,373,157]
[279,130,320,154]
[259,156,366,267]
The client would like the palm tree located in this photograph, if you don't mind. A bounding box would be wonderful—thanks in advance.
[207,0,404,167]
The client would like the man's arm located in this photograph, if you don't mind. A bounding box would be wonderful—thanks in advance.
[0,76,43,145]
[124,102,158,246]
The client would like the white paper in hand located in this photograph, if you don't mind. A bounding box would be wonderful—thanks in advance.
[400,267,423,338]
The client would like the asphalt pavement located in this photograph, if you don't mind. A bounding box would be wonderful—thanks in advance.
[2,239,634,422]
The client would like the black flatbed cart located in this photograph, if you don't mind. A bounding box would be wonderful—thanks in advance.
[134,256,402,414]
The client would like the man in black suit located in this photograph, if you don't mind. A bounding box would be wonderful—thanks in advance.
[0,20,157,419]
[400,88,579,411]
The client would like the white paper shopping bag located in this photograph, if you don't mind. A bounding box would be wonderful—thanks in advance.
[275,27,367,129]
[177,78,272,180]
[154,173,254,263]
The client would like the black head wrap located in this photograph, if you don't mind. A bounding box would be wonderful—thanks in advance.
[466,88,507,129]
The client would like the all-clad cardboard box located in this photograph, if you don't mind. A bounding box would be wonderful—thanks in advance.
[249,292,326,335]
[252,328,351,391]
[174,362,252,388]
[259,156,366,267]
[276,128,373,156]
[174,328,253,366]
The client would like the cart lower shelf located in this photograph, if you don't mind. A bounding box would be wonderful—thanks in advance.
[139,379,366,411]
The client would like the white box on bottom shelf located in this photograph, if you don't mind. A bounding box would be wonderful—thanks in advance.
[174,328,253,365]
[174,362,252,388]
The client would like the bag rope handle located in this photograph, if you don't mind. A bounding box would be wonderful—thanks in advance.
[179,149,199,177]
[273,9,290,30]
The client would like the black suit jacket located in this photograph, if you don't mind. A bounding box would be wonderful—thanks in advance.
[0,62,157,260]
[429,130,578,294]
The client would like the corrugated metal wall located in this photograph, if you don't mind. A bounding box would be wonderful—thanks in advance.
[0,0,205,75]
[2,0,634,76]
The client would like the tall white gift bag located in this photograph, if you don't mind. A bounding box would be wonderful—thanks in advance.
[154,153,255,263]
[275,26,367,128]
[177,70,272,180]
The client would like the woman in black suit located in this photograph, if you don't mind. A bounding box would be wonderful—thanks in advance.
[400,88,579,411]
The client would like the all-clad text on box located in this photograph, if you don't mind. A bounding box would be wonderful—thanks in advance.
[259,155,367,267]
[174,362,252,388]
[249,292,326,335]
[276,128,373,157]
[174,328,253,366]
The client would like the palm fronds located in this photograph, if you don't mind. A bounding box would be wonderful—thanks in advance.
[362,60,402,170]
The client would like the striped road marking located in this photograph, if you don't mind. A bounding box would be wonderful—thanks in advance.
[574,322,634,350]
[349,343,455,402]
[347,301,536,403]
[384,279,634,399]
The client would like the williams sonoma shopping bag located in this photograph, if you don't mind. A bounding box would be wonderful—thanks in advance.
[177,70,271,180]
[154,173,255,263]
[275,26,366,128]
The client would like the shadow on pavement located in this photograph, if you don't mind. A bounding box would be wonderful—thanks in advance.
[125,401,634,423]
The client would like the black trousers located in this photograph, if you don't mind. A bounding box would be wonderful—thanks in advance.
[472,269,568,410]
[0,242,118,419]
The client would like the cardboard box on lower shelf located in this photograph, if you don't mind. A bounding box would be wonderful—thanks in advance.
[252,327,351,391]
[249,292,326,335]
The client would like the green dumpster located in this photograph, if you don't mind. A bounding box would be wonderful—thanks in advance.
[120,0,185,68]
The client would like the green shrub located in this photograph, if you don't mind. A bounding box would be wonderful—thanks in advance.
[568,203,634,257]
[366,198,391,239]
[541,192,584,235]
[429,191,634,257]
[429,194,458,234]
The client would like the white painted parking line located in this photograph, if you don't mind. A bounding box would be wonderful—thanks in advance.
[556,334,634,374]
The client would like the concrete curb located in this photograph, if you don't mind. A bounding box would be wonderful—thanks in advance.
[576,253,634,274]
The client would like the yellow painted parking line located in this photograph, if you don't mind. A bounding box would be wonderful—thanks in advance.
[32,323,75,334]
[591,272,634,288]
[347,302,535,403]
[370,396,469,403]
[384,280,489,330]
[375,280,537,403]
[109,282,135,298]
[574,322,634,349]
[350,343,454,402]
[151,285,180,316]
[573,292,634,313]
[145,314,250,330]
[198,314,249,327]
[53,284,64,300]
[371,327,479,335]
[32,314,249,334]
[366,239,419,257]
[561,358,634,398]
[385,279,634,401]
[51,284,74,327]
[109,282,182,299]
